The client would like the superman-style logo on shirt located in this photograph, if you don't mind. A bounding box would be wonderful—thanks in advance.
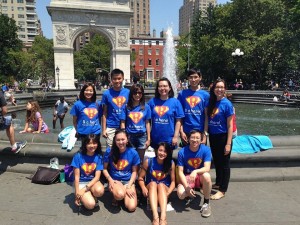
[81,163,96,175]
[152,170,166,181]
[113,159,129,170]
[187,158,202,169]
[129,112,143,124]
[186,96,201,108]
[83,108,98,119]
[112,96,126,108]
[154,106,169,117]
[210,107,219,119]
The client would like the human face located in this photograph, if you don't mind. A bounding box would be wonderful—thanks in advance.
[157,145,167,162]
[214,81,226,99]
[189,132,201,150]
[84,86,94,101]
[26,102,33,110]
[86,140,98,156]
[132,89,143,102]
[188,73,201,89]
[111,74,124,90]
[158,81,170,98]
[115,132,128,152]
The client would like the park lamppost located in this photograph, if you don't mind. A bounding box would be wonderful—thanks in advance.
[231,48,244,76]
[56,66,60,91]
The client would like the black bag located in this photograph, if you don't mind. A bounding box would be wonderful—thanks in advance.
[31,166,60,185]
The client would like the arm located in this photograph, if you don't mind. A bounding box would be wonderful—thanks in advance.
[145,120,151,149]
[167,162,176,196]
[33,117,43,133]
[20,121,29,133]
[126,165,138,198]
[190,161,211,181]
[73,168,83,206]
[138,159,149,197]
[202,108,209,144]
[72,116,78,133]
[172,118,182,146]
[1,105,8,116]
[120,120,125,129]
[102,162,116,191]
[225,115,233,155]
[179,125,188,144]
[178,165,195,198]
[102,105,108,138]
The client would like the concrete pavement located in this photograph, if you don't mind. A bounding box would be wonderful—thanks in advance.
[0,171,300,225]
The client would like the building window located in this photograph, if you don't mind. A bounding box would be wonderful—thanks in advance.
[148,71,153,80]
[3,0,8,3]
[18,14,24,18]
[156,49,159,55]
[139,40,143,44]
[17,7,24,11]
[148,59,152,66]
[132,48,136,53]
[139,48,143,55]
[156,59,159,66]
[148,49,152,55]
[156,41,159,45]
[148,40,152,47]
[17,0,24,3]
[132,40,135,44]
[156,71,160,78]
[139,59,143,66]
[11,6,14,11]
[2,6,8,11]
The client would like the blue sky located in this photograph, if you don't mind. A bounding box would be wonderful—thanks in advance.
[37,0,229,39]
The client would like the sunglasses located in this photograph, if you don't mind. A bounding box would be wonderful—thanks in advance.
[133,91,143,95]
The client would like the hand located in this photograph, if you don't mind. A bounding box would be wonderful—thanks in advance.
[224,144,231,155]
[102,130,108,138]
[180,132,188,144]
[126,186,136,199]
[75,194,81,206]
[144,139,150,149]
[141,186,148,197]
[189,171,197,183]
[33,131,40,134]
[108,179,116,191]
[172,136,178,146]
[186,186,196,198]
[19,130,26,134]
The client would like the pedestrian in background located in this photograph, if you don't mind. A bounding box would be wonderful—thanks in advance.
[53,96,69,129]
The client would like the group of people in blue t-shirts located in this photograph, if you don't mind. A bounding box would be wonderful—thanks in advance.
[70,68,235,224]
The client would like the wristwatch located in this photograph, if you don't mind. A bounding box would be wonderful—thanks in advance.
[204,131,209,136]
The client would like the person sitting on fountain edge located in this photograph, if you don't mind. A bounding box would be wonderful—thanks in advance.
[0,91,27,153]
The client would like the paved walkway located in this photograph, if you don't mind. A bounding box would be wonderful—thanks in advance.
[0,171,300,225]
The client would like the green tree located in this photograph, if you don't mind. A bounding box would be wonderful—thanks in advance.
[74,34,111,81]
[0,14,22,81]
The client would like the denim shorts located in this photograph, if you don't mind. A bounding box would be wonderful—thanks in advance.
[0,116,11,131]
[128,132,147,149]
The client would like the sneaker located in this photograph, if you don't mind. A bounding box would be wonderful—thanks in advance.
[11,141,27,154]
[200,203,211,218]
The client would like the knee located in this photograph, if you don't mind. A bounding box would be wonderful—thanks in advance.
[176,184,186,200]
[126,203,137,212]
[148,181,157,190]
[93,186,104,197]
[83,199,96,210]
[201,172,212,184]
[114,189,126,200]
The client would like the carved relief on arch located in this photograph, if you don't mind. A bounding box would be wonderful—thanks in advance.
[116,0,128,5]
[69,25,84,43]
[117,28,128,48]
[102,27,116,46]
[55,25,68,46]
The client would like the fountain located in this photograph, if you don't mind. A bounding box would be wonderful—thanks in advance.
[163,27,178,96]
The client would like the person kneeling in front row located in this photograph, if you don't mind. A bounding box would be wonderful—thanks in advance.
[176,130,212,217]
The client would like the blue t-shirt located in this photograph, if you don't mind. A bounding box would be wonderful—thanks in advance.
[103,147,140,181]
[120,104,151,134]
[71,152,104,182]
[145,157,173,187]
[148,97,184,145]
[70,100,102,135]
[177,144,212,175]
[208,98,234,134]
[102,87,130,128]
[178,89,209,133]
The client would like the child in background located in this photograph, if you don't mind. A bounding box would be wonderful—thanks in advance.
[71,134,104,210]
[19,101,49,133]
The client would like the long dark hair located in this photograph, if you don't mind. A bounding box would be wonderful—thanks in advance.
[127,83,145,110]
[79,82,96,102]
[111,129,132,164]
[207,78,226,117]
[154,77,174,98]
[80,134,102,156]
[156,142,173,174]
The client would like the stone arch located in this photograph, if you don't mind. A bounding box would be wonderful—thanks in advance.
[47,0,132,90]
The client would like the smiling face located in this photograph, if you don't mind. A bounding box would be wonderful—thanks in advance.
[84,86,94,101]
[189,131,202,151]
[115,132,128,152]
[214,81,226,100]
[86,139,98,156]
[157,145,167,162]
[158,80,170,99]
[132,88,143,103]
[111,73,124,91]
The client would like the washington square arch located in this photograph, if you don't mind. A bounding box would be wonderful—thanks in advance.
[47,0,132,89]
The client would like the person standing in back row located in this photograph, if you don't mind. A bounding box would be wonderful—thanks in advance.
[53,96,69,130]
[102,69,130,147]
[177,69,209,146]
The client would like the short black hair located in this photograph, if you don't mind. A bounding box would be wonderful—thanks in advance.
[110,68,124,79]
